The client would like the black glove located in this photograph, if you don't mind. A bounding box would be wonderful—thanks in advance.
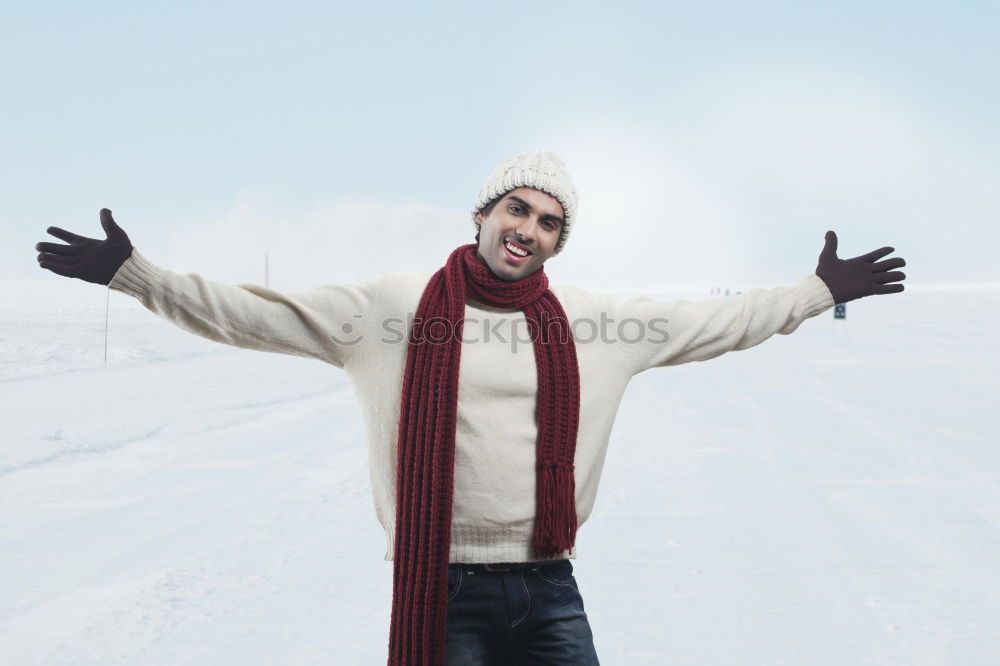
[815,230,906,304]
[36,208,134,286]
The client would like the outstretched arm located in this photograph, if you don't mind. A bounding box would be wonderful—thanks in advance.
[611,274,834,374]
[35,209,376,368]
[613,230,908,374]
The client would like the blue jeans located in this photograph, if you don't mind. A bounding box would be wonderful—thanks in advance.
[445,559,600,665]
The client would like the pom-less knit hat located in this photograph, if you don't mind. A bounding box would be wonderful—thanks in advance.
[471,150,579,255]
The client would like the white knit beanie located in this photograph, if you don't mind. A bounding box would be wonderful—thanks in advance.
[471,150,579,255]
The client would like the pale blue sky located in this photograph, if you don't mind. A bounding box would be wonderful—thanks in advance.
[3,1,997,288]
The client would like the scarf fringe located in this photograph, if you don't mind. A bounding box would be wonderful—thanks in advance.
[532,463,578,559]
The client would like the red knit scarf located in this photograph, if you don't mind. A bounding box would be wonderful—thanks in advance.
[386,243,581,665]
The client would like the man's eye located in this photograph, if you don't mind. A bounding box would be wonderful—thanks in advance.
[508,205,524,214]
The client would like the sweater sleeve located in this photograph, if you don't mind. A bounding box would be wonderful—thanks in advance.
[611,274,835,375]
[108,248,378,369]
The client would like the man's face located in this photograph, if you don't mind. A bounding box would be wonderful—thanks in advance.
[474,187,565,282]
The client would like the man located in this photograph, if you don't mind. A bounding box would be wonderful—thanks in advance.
[36,151,906,665]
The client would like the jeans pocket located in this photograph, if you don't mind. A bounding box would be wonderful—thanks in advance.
[446,566,463,602]
[535,559,576,587]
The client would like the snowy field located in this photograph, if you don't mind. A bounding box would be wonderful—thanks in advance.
[2,279,999,665]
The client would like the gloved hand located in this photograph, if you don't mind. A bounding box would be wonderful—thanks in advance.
[36,208,134,286]
[815,230,906,304]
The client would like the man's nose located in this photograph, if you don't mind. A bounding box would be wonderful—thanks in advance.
[515,217,539,241]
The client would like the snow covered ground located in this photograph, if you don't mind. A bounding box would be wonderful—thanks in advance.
[2,279,998,665]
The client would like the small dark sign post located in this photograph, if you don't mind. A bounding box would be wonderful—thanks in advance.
[834,303,846,320]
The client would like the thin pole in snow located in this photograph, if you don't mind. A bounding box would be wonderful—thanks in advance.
[104,286,110,364]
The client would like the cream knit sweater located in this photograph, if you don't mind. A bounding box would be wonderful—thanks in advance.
[109,249,834,563]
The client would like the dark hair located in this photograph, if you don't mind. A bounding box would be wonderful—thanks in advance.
[474,196,502,243]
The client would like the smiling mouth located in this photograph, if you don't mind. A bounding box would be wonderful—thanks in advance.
[504,239,531,258]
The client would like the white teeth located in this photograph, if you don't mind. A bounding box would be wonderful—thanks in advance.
[505,240,528,257]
